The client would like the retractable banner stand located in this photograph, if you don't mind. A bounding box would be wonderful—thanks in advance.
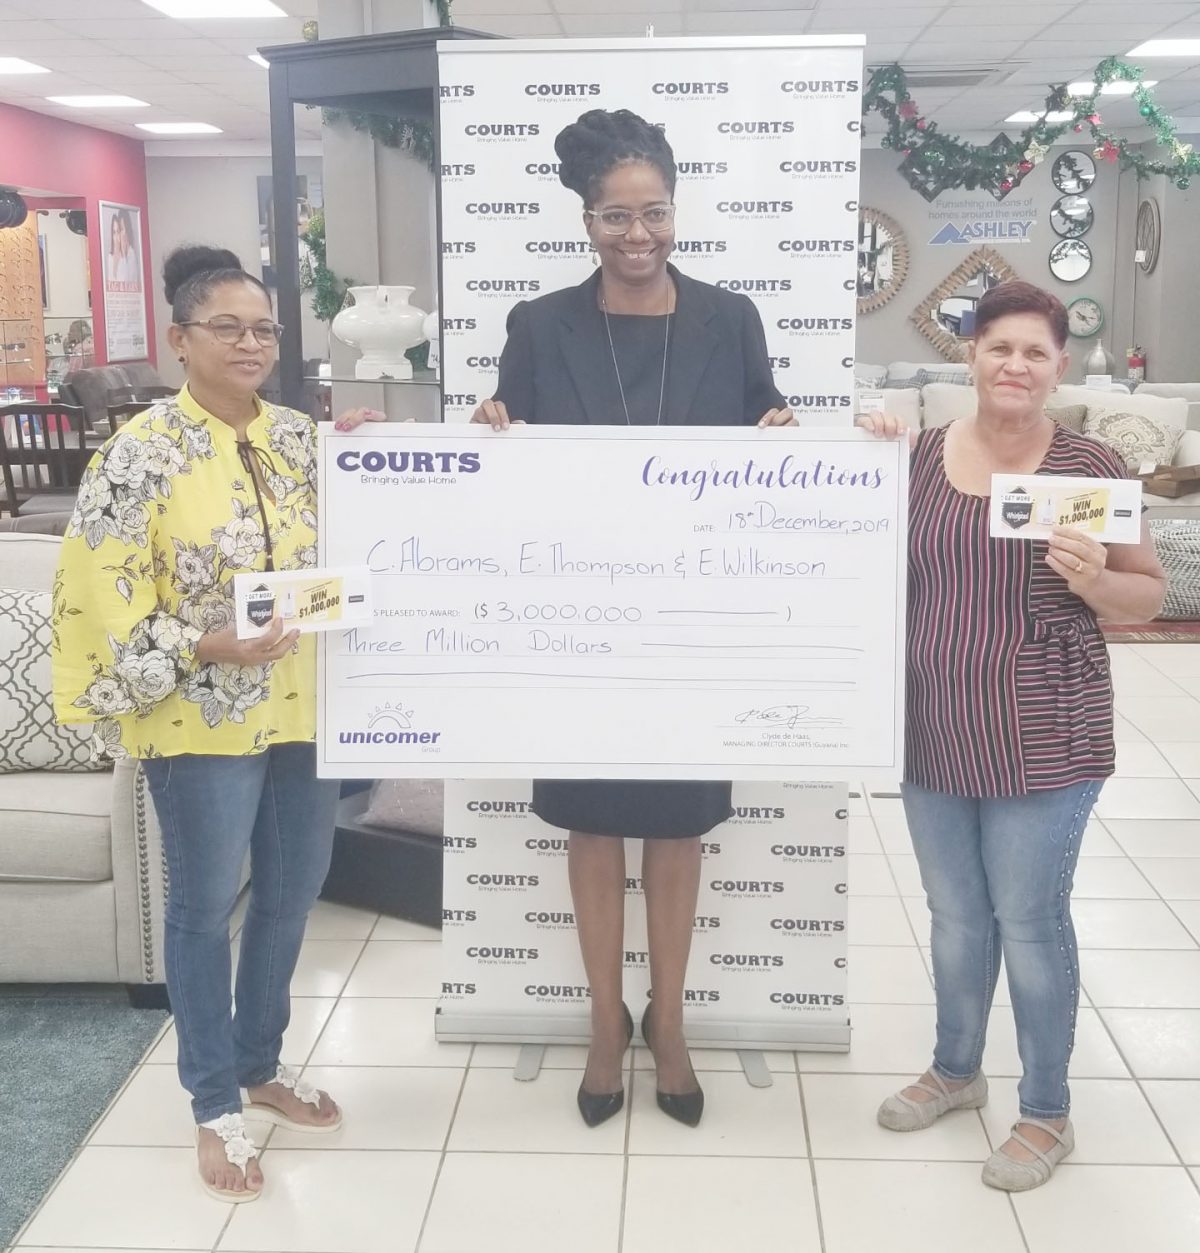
[428,35,866,1058]
[436,35,864,427]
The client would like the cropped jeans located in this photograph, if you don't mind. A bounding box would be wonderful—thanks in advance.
[143,742,339,1123]
[901,779,1102,1119]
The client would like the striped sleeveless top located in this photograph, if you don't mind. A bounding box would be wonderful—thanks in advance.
[906,422,1128,797]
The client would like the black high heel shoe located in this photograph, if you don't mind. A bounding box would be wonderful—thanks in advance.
[576,1003,634,1128]
[641,1001,705,1127]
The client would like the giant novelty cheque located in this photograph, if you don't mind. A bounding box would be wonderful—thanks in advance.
[317,425,906,780]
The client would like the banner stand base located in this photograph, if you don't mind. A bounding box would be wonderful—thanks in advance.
[738,1050,774,1089]
[514,1043,546,1082]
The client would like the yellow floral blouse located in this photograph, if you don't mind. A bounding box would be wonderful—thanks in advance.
[52,384,319,759]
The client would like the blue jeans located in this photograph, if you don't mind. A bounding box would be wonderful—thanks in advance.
[143,742,339,1123]
[901,779,1102,1120]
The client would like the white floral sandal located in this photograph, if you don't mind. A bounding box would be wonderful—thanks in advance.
[196,1112,261,1204]
[242,1064,343,1133]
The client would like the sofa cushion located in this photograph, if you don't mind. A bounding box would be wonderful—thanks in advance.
[359,778,444,837]
[1055,386,1188,432]
[1046,404,1088,434]
[916,367,973,387]
[871,387,921,429]
[1083,407,1183,472]
[0,770,113,880]
[921,382,978,429]
[0,589,104,773]
[0,532,62,592]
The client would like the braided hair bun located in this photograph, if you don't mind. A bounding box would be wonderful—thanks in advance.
[163,244,268,323]
[554,109,676,207]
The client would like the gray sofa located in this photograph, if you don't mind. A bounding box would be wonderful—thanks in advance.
[0,526,177,997]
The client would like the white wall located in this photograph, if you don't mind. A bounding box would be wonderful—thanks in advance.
[37,209,90,324]
[146,153,326,387]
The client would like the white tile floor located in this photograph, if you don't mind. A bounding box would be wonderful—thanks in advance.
[10,640,1200,1252]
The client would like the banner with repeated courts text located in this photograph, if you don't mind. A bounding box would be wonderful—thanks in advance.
[436,36,865,428]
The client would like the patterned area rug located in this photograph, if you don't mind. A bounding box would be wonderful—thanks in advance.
[0,992,168,1246]
[1102,621,1200,642]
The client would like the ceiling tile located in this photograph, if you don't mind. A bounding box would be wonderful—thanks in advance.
[686,12,817,35]
[0,18,60,38]
[559,13,683,35]
[2,0,151,17]
[453,0,556,12]
[461,13,563,34]
[810,7,946,31]
[932,4,1074,24]
[554,0,681,11]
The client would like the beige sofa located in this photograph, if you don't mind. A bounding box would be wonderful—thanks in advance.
[873,381,1199,517]
[0,530,172,997]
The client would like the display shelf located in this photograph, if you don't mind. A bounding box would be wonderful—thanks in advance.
[305,368,441,386]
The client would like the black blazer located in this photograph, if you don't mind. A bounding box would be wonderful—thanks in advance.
[491,264,786,426]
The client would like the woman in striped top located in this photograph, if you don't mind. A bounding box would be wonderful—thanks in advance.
[860,281,1165,1192]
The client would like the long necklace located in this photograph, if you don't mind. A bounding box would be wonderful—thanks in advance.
[600,283,671,426]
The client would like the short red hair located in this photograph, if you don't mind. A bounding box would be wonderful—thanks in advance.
[974,280,1068,349]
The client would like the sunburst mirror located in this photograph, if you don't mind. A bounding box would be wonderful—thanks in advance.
[909,246,1018,362]
[857,207,910,315]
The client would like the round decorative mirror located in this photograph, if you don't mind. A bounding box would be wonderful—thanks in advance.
[1136,197,1161,274]
[1051,150,1097,194]
[1050,195,1094,239]
[857,207,909,315]
[1048,239,1092,282]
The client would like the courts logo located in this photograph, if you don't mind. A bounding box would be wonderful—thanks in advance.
[654,80,728,100]
[716,278,791,294]
[770,918,846,935]
[701,841,722,857]
[727,805,786,824]
[524,983,591,1004]
[524,82,600,99]
[683,989,721,1005]
[525,240,593,259]
[441,982,477,997]
[624,949,650,967]
[694,916,721,930]
[770,991,846,1007]
[710,953,784,970]
[678,160,728,179]
[525,160,562,182]
[441,317,476,334]
[466,872,540,892]
[443,836,478,852]
[769,355,791,370]
[440,163,476,180]
[770,843,846,863]
[710,878,785,899]
[672,240,727,256]
[440,85,475,99]
[778,238,856,258]
[466,355,501,372]
[338,702,442,747]
[466,278,542,298]
[465,201,540,221]
[335,448,481,475]
[779,78,860,97]
[464,122,540,141]
[525,836,569,857]
[525,910,576,930]
[443,909,476,924]
[780,158,858,178]
[718,120,795,138]
[787,394,854,410]
[717,199,793,220]
[466,798,535,816]
[444,394,478,408]
[442,241,476,257]
[467,945,540,965]
[776,315,854,339]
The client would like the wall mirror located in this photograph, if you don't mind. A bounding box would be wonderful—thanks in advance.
[909,246,1017,361]
[1048,238,1092,282]
[1050,194,1094,239]
[1051,150,1097,194]
[857,206,910,315]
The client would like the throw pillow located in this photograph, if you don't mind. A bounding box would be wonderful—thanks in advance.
[853,363,888,389]
[1083,408,1182,471]
[916,367,974,387]
[359,778,444,838]
[0,588,105,772]
[1045,404,1088,434]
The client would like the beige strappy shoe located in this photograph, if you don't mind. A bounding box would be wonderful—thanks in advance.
[877,1069,989,1132]
[196,1112,261,1203]
[982,1117,1074,1191]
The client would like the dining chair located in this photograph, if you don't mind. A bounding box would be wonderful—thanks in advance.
[0,402,89,517]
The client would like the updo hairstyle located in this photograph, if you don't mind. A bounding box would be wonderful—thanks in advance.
[554,109,677,208]
[163,245,270,324]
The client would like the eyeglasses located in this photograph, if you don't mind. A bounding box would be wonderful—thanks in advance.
[177,318,284,346]
[584,204,676,235]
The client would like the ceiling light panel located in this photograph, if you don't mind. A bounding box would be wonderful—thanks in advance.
[0,58,50,74]
[46,95,150,107]
[141,1,287,16]
[1128,39,1200,57]
[136,121,222,133]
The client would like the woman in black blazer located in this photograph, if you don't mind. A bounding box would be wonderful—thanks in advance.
[473,108,795,1130]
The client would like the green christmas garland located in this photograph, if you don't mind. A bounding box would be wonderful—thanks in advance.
[865,58,1199,199]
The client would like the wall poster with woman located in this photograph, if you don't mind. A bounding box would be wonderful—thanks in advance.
[99,200,148,361]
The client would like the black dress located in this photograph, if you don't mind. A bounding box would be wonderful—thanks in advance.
[493,268,785,839]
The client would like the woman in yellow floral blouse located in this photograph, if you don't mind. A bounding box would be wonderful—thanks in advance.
[53,245,380,1204]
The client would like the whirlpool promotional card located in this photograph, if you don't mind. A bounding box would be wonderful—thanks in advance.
[233,568,374,638]
[989,474,1143,545]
